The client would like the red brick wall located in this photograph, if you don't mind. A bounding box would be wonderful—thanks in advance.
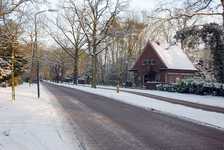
[132,42,167,83]
[165,72,194,83]
[132,42,195,84]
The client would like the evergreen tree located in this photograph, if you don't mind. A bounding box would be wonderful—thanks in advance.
[174,23,224,83]
[0,22,28,83]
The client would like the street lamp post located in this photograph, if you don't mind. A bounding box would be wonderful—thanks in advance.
[125,61,128,88]
[35,9,58,98]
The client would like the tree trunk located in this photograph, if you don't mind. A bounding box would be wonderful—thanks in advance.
[50,71,52,82]
[92,54,97,88]
[11,41,15,100]
[102,48,107,85]
[29,45,34,86]
[73,56,78,85]
[56,70,59,83]
[61,62,64,84]
[92,25,97,88]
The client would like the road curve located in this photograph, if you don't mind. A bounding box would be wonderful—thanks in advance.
[42,82,224,150]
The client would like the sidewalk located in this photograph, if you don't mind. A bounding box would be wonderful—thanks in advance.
[0,83,79,150]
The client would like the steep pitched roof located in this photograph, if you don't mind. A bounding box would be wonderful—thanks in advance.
[149,41,197,71]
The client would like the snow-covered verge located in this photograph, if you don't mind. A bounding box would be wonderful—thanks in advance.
[0,83,80,150]
[96,85,224,108]
[49,81,224,130]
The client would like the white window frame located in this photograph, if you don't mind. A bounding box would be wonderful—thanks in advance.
[152,58,156,65]
[170,75,174,83]
[147,59,151,65]
[156,75,161,82]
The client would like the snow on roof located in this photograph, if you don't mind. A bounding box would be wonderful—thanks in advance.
[150,41,197,71]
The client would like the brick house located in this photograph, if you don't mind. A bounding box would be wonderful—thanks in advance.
[130,41,198,84]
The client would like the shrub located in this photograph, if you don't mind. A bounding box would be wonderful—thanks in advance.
[156,78,224,96]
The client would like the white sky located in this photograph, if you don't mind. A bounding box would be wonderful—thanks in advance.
[130,0,222,13]
[130,0,155,10]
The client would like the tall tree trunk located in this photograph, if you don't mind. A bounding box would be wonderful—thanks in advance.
[50,70,52,82]
[29,58,33,86]
[56,68,59,83]
[92,25,97,88]
[92,54,96,88]
[29,43,34,86]
[102,48,107,85]
[11,41,15,100]
[112,38,115,64]
[61,62,64,84]
[73,56,78,85]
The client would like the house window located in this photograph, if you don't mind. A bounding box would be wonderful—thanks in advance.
[142,59,146,65]
[147,59,151,65]
[170,75,174,83]
[182,76,185,79]
[182,76,190,80]
[152,58,156,65]
[156,75,161,82]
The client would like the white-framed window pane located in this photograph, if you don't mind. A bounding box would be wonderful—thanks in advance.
[152,58,156,64]
[170,75,174,83]
[142,59,146,65]
[147,59,151,64]
[156,75,161,82]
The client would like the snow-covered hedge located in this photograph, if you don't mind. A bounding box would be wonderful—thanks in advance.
[156,79,224,96]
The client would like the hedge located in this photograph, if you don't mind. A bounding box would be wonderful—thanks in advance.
[156,79,224,96]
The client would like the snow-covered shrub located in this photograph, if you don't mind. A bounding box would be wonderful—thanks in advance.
[156,78,224,96]
[156,84,164,91]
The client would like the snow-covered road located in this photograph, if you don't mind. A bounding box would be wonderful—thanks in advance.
[51,81,224,130]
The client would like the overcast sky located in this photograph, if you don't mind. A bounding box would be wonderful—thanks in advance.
[130,0,155,10]
[130,0,221,11]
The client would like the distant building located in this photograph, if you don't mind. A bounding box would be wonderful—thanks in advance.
[194,60,215,80]
[130,41,198,84]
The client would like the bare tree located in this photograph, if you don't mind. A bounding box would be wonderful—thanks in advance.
[40,47,71,83]
[153,0,223,27]
[44,1,87,85]
[71,0,131,88]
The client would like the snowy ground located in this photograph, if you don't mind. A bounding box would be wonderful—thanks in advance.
[0,83,80,150]
[1,82,224,149]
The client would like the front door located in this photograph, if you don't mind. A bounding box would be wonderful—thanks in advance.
[144,75,148,83]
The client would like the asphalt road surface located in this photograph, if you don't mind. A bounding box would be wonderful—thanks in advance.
[42,82,224,150]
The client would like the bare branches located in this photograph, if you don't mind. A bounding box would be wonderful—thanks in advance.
[185,0,213,13]
[0,0,29,16]
[153,0,223,27]
[156,11,222,22]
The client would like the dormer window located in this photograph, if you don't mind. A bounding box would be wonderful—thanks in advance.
[147,59,151,65]
[142,59,146,65]
[152,58,156,65]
